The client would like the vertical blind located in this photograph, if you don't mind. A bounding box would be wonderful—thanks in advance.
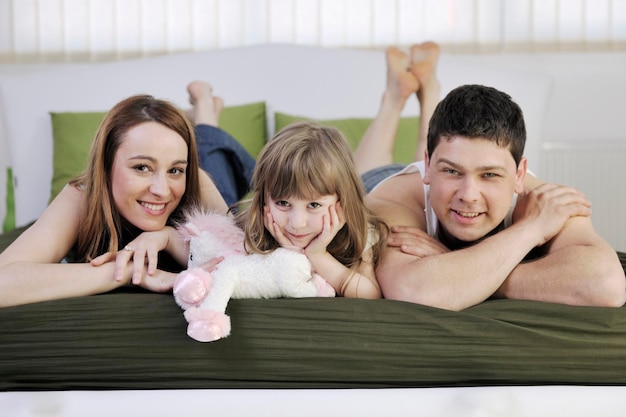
[1,0,625,62]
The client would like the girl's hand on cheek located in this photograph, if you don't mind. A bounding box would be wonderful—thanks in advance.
[305,202,345,256]
[264,207,293,248]
[333,201,346,230]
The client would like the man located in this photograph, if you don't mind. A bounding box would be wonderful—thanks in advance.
[366,84,625,310]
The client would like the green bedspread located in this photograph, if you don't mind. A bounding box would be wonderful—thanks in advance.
[1,227,625,390]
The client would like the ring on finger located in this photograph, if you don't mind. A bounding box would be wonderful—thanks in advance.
[124,245,133,252]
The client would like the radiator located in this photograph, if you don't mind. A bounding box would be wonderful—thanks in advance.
[539,142,626,252]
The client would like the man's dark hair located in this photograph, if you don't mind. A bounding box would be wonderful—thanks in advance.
[427,84,526,165]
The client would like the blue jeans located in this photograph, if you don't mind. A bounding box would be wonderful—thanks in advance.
[360,163,406,193]
[195,125,256,206]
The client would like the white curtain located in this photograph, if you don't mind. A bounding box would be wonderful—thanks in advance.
[1,0,625,62]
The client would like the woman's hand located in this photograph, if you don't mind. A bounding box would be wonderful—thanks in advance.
[387,225,448,258]
[129,268,177,293]
[91,228,173,284]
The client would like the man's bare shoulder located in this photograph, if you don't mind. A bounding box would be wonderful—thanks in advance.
[366,171,426,228]
[368,170,425,205]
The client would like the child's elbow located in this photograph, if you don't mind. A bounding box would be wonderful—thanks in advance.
[359,286,382,300]
[344,276,382,300]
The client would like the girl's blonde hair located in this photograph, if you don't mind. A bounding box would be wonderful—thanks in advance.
[235,121,387,269]
[70,94,201,262]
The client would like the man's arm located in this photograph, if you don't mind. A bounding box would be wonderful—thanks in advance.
[495,176,626,307]
[370,199,542,310]
[367,173,541,310]
[367,172,624,310]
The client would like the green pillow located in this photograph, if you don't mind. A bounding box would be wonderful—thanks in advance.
[274,112,420,164]
[49,102,267,203]
[2,167,15,233]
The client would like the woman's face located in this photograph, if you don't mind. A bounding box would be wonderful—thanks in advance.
[110,121,188,231]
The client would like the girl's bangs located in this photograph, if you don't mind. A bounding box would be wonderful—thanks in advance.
[267,156,336,200]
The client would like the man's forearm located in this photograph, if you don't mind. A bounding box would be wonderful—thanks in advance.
[498,244,626,307]
[379,224,540,310]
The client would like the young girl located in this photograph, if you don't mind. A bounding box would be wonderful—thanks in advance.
[235,121,388,299]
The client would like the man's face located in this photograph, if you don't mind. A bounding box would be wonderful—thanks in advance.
[423,136,525,243]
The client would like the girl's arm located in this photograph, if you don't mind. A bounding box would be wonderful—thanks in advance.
[306,248,381,299]
[265,204,381,299]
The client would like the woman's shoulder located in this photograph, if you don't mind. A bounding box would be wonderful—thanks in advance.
[0,185,85,264]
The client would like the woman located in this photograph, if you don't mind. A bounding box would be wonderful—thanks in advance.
[0,94,227,307]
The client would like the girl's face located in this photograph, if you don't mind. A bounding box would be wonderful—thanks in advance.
[110,121,188,232]
[266,193,339,249]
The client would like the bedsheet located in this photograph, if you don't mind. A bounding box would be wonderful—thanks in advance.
[1,227,625,391]
[1,277,626,390]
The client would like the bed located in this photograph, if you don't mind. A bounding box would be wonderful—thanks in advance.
[1,44,625,416]
[1,226,626,415]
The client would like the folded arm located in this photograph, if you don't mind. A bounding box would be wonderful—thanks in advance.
[499,215,624,309]
[371,195,539,310]
[0,186,178,308]
[371,174,626,310]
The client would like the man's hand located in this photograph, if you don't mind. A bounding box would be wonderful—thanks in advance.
[513,183,592,246]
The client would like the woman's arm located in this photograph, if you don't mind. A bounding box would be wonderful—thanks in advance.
[199,169,228,214]
[0,186,127,307]
[0,186,181,308]
[92,225,188,284]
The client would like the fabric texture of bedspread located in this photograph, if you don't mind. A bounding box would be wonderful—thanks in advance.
[1,281,626,390]
[1,227,625,391]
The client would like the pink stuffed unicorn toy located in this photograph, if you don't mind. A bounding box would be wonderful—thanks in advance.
[173,209,335,342]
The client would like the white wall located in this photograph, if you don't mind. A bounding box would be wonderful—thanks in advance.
[450,51,626,146]
[1,51,625,250]
[452,51,626,251]
[0,64,67,230]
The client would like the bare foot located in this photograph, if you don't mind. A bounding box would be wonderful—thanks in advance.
[385,46,419,110]
[409,41,441,161]
[185,81,224,127]
[409,41,441,109]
